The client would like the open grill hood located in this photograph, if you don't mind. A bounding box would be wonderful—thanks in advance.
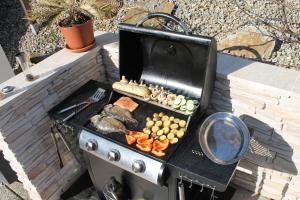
[118,13,217,116]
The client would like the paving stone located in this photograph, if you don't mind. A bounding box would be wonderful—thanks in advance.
[218,32,276,59]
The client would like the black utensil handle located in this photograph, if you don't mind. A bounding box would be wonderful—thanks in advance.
[50,127,64,168]
[136,12,192,35]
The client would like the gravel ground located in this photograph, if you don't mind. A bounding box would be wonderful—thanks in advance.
[3,0,300,70]
[0,0,28,71]
[0,182,30,200]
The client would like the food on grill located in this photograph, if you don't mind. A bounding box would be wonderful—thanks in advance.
[151,149,166,157]
[151,126,159,133]
[113,76,199,115]
[125,131,169,157]
[179,120,186,128]
[167,133,175,140]
[112,76,151,98]
[137,137,154,145]
[90,115,127,134]
[124,113,186,156]
[171,95,197,114]
[113,96,139,112]
[125,134,136,145]
[143,128,151,135]
[176,130,185,138]
[153,139,169,151]
[103,104,138,128]
[141,113,186,145]
[169,137,179,144]
[136,143,152,152]
[146,121,154,128]
[159,135,167,141]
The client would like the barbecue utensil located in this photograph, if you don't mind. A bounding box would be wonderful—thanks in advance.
[199,112,250,165]
[61,88,105,122]
[178,176,185,200]
[59,88,105,114]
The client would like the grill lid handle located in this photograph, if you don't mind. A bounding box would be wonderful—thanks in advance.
[136,12,192,35]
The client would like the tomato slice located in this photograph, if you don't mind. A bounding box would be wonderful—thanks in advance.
[151,149,166,157]
[136,143,152,152]
[125,134,136,145]
[137,137,154,145]
[153,139,169,151]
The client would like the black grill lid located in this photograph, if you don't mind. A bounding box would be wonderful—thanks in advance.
[118,13,216,114]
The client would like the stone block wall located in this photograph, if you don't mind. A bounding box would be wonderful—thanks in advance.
[208,55,300,200]
[0,32,111,200]
[102,41,300,200]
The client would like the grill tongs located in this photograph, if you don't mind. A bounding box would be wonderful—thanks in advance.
[58,88,105,122]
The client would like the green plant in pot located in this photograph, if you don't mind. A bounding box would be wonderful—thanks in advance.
[32,0,123,52]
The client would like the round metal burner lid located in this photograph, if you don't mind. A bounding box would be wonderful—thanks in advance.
[199,112,250,165]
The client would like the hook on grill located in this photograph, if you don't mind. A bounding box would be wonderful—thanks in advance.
[200,184,204,192]
[179,174,183,185]
[189,179,193,188]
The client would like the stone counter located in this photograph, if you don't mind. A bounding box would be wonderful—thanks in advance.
[1,31,300,200]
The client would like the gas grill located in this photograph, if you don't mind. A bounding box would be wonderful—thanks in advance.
[49,13,239,200]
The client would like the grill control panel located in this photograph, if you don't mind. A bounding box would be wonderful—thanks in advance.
[79,130,165,185]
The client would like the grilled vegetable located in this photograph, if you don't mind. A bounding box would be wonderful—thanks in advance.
[157,130,164,136]
[176,130,184,138]
[125,135,136,145]
[155,121,163,127]
[151,149,166,157]
[146,121,154,128]
[163,120,171,127]
[136,143,152,152]
[179,120,186,128]
[167,133,175,140]
[170,137,179,144]
[159,135,167,141]
[170,124,179,130]
[143,128,151,135]
[153,139,169,151]
[151,126,159,133]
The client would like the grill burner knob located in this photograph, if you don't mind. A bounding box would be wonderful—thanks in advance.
[132,160,145,173]
[107,149,120,161]
[85,140,98,151]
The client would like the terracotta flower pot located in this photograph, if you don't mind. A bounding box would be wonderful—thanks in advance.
[59,19,95,52]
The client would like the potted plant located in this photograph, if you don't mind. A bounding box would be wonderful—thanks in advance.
[32,0,123,52]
